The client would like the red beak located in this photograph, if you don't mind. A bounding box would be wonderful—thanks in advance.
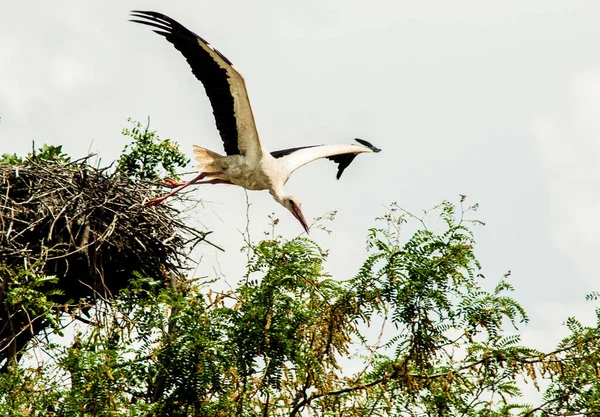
[292,206,310,234]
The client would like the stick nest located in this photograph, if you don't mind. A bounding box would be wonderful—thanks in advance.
[0,158,210,364]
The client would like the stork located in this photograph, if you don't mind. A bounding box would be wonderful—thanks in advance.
[130,11,381,234]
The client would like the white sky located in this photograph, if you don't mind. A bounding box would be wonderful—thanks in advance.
[2,0,600,379]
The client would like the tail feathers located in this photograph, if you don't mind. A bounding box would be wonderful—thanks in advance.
[193,145,222,171]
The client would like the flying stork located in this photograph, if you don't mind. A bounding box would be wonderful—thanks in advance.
[130,11,381,234]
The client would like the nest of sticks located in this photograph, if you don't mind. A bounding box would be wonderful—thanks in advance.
[0,157,211,366]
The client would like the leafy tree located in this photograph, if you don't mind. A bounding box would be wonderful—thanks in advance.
[117,118,190,181]
[1,130,599,416]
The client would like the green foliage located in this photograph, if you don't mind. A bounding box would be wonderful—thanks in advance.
[0,263,65,373]
[0,152,22,165]
[0,365,64,415]
[117,118,190,181]
[1,266,64,336]
[1,199,599,416]
[331,201,537,416]
[1,144,71,166]
[534,312,600,416]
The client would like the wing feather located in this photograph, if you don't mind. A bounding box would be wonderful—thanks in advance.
[272,139,380,180]
[130,11,263,158]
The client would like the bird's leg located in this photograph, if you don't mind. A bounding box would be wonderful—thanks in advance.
[159,178,185,188]
[146,171,224,206]
[190,178,232,185]
[159,175,221,188]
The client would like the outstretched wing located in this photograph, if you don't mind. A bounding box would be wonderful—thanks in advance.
[271,138,381,180]
[130,11,263,159]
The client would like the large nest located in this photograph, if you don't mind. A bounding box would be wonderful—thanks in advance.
[0,158,211,367]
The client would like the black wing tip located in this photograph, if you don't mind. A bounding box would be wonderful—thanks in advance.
[129,11,170,29]
[129,10,233,66]
[129,10,162,22]
[129,11,179,31]
[130,10,161,18]
[355,138,381,153]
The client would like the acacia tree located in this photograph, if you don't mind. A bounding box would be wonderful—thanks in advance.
[1,130,599,416]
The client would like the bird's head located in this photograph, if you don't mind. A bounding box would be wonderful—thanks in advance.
[281,195,309,234]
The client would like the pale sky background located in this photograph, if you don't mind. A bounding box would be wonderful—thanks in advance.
[2,0,600,394]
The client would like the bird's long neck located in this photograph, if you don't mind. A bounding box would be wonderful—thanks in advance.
[269,183,287,205]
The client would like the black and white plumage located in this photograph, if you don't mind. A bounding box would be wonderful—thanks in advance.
[130,11,381,233]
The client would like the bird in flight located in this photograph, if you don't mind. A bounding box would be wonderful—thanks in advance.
[130,11,381,234]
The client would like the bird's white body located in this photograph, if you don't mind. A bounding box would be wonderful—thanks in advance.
[131,11,381,232]
[200,150,277,191]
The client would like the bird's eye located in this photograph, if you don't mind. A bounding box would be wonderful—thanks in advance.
[288,199,295,207]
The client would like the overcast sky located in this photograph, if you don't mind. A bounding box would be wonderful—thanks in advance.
[2,0,600,376]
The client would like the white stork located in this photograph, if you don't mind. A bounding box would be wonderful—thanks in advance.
[131,11,381,234]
